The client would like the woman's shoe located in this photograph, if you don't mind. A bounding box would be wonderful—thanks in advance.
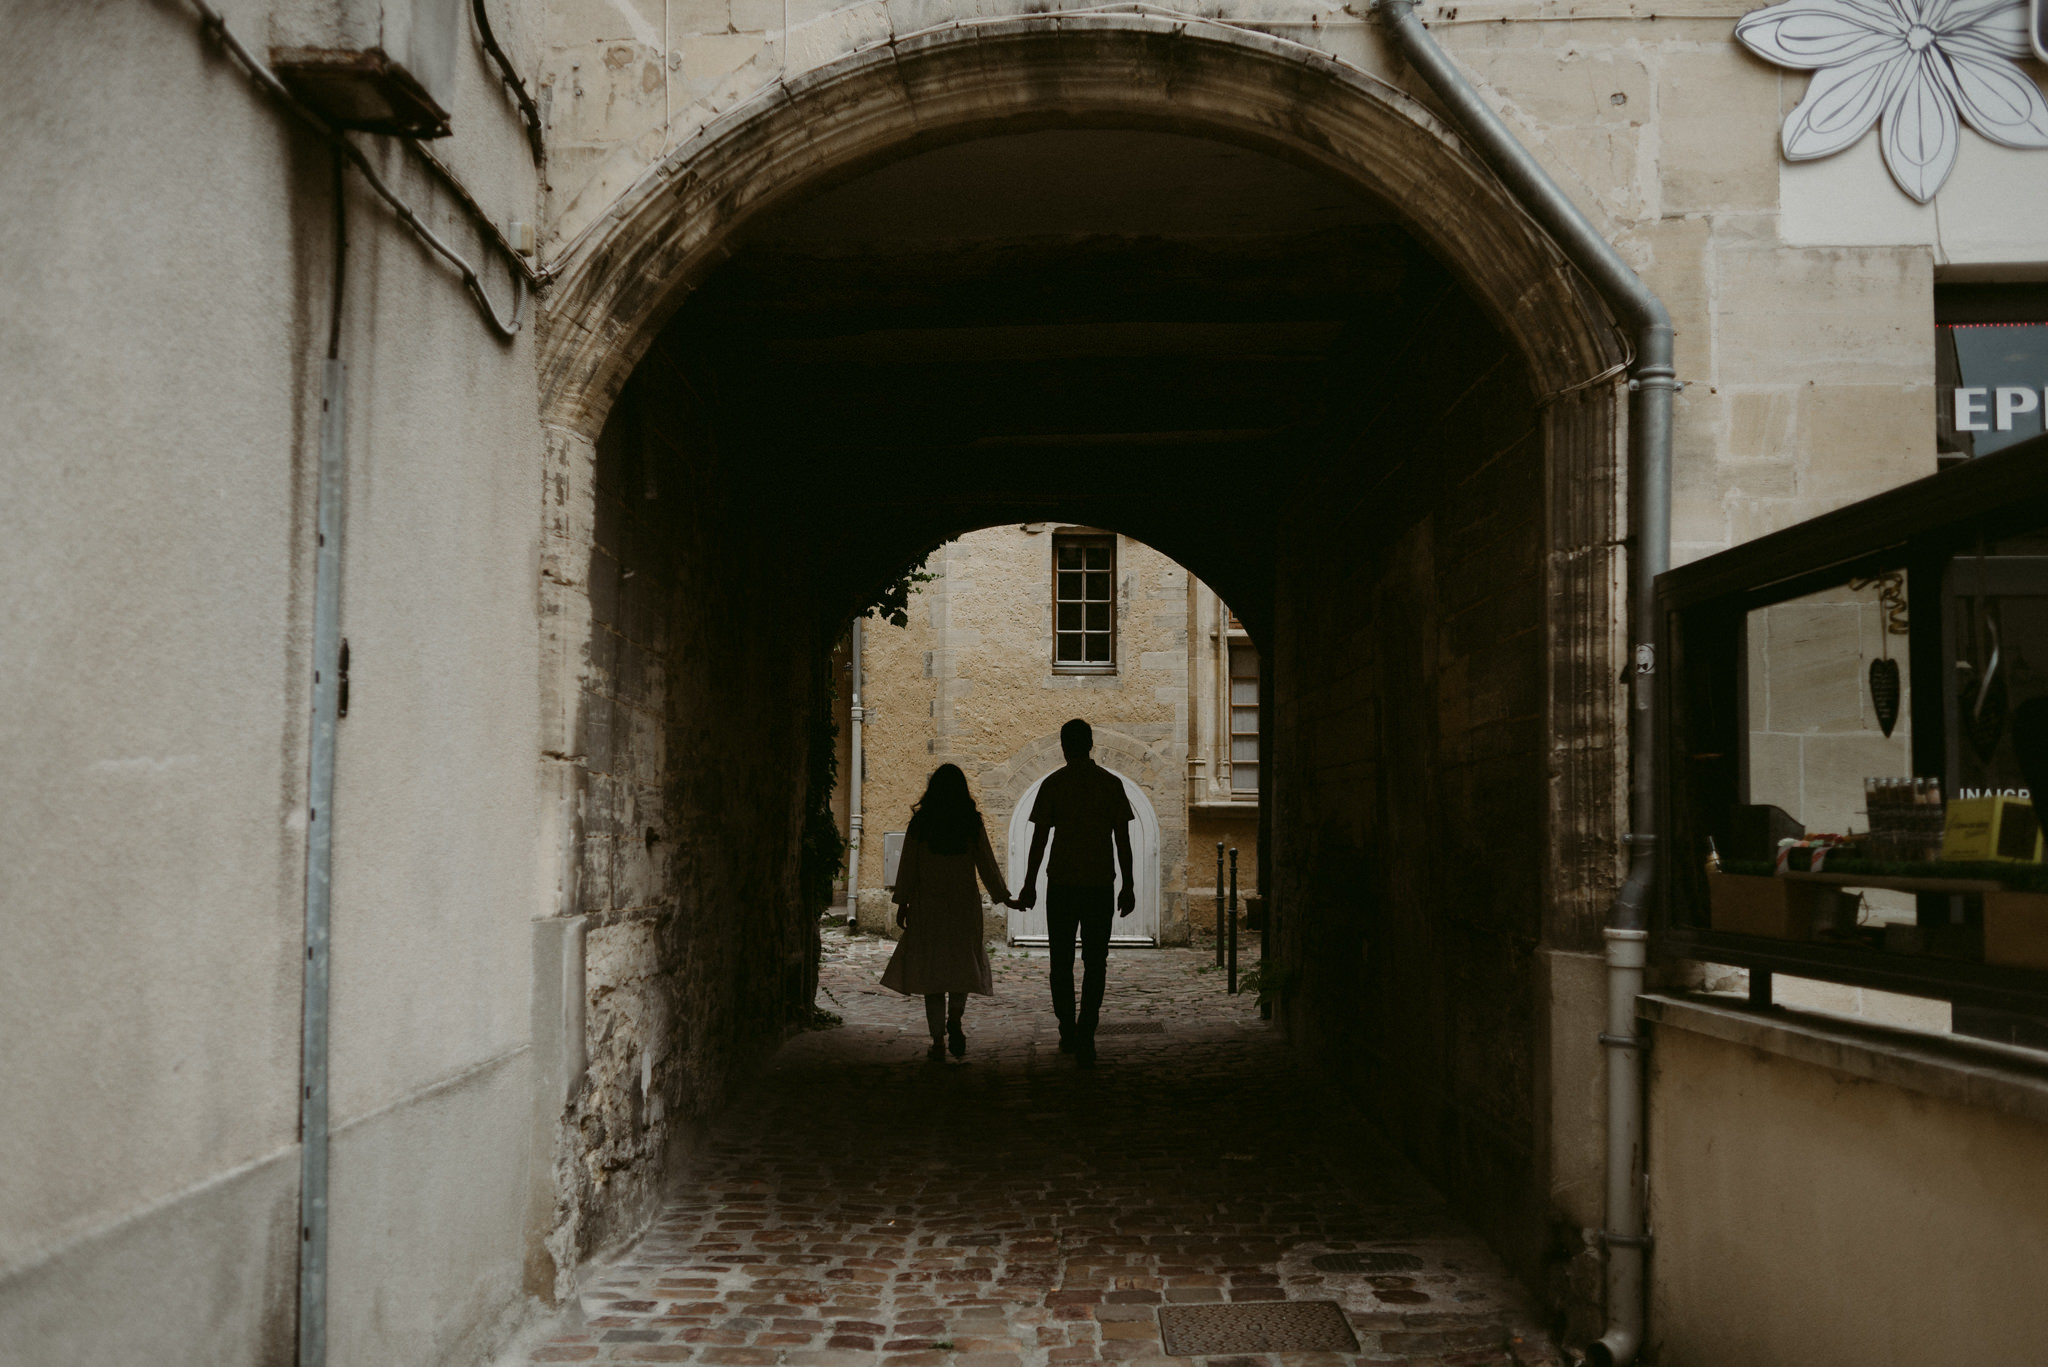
[947,1023,966,1059]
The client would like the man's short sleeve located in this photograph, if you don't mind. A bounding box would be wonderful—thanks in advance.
[1106,771,1134,823]
[1028,777,1059,826]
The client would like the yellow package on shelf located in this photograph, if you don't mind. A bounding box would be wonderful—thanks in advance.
[1940,795,2044,863]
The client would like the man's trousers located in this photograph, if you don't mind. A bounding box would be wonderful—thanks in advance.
[1045,883,1114,1034]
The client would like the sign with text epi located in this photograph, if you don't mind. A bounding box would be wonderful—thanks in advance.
[1955,387,2048,434]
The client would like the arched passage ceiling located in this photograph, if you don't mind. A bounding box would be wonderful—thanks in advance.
[635,127,1479,629]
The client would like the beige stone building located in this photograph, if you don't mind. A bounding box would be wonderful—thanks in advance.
[6,2,2048,1365]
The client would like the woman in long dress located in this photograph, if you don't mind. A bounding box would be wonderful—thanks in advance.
[881,764,1014,1060]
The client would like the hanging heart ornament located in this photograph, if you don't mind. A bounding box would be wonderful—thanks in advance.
[1869,658,1901,739]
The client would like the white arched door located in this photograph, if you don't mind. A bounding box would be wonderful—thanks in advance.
[1005,769,1160,947]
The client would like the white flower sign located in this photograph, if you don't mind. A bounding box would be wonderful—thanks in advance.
[1735,0,2048,201]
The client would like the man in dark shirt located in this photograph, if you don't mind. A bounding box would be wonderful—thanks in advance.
[1017,718,1136,1067]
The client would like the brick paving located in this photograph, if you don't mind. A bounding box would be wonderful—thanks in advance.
[522,936,1565,1367]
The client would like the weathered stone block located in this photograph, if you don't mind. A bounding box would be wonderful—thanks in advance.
[1712,245,1930,388]
[1795,384,1937,507]
[1656,48,1781,213]
[681,33,774,99]
[1613,215,1711,372]
[1451,41,1650,130]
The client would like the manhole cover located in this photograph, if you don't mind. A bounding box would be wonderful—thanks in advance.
[1157,1301,1359,1356]
[1311,1251,1425,1274]
[1095,1021,1165,1035]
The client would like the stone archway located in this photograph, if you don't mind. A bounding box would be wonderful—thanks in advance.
[531,4,1631,968]
[535,13,1620,439]
[528,9,1633,1306]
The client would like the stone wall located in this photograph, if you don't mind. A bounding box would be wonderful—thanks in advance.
[1271,285,1560,1287]
[545,375,826,1272]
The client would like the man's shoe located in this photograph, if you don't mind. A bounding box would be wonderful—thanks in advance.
[927,1040,946,1063]
[1057,1022,1075,1053]
[948,1023,966,1059]
[1076,1037,1097,1068]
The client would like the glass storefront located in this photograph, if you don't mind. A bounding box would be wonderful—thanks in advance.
[1659,440,2048,1019]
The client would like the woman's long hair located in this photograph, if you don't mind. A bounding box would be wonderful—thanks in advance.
[908,764,980,856]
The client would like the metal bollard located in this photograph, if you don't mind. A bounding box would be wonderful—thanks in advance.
[1227,848,1239,994]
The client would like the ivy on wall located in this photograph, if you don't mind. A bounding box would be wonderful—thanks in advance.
[867,557,940,629]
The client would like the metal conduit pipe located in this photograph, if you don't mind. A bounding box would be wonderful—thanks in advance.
[472,0,548,166]
[847,617,865,932]
[1375,5,1674,1363]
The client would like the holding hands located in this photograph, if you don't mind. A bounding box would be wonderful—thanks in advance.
[999,886,1132,915]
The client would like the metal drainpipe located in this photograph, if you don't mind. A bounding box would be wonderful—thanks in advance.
[300,366,346,1367]
[846,617,864,933]
[1375,5,1674,1362]
[296,148,352,1367]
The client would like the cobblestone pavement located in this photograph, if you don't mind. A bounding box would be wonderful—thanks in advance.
[522,935,1565,1367]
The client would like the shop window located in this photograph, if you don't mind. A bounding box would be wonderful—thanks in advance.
[1660,441,2048,1023]
[1229,641,1260,794]
[1937,283,2048,461]
[1054,534,1116,672]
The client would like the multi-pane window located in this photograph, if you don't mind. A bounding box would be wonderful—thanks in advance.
[1054,535,1116,670]
[1229,641,1260,793]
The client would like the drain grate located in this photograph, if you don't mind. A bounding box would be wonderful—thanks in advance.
[1311,1251,1425,1274]
[1095,1021,1166,1035]
[1157,1301,1359,1356]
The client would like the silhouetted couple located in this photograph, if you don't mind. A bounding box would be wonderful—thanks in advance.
[881,718,1137,1067]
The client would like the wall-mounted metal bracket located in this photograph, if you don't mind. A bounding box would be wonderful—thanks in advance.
[1599,1230,1656,1251]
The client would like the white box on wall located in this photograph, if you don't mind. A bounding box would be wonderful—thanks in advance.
[270,0,462,137]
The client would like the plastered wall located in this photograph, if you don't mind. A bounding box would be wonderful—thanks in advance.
[1645,1007,2048,1367]
[1,3,546,1364]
